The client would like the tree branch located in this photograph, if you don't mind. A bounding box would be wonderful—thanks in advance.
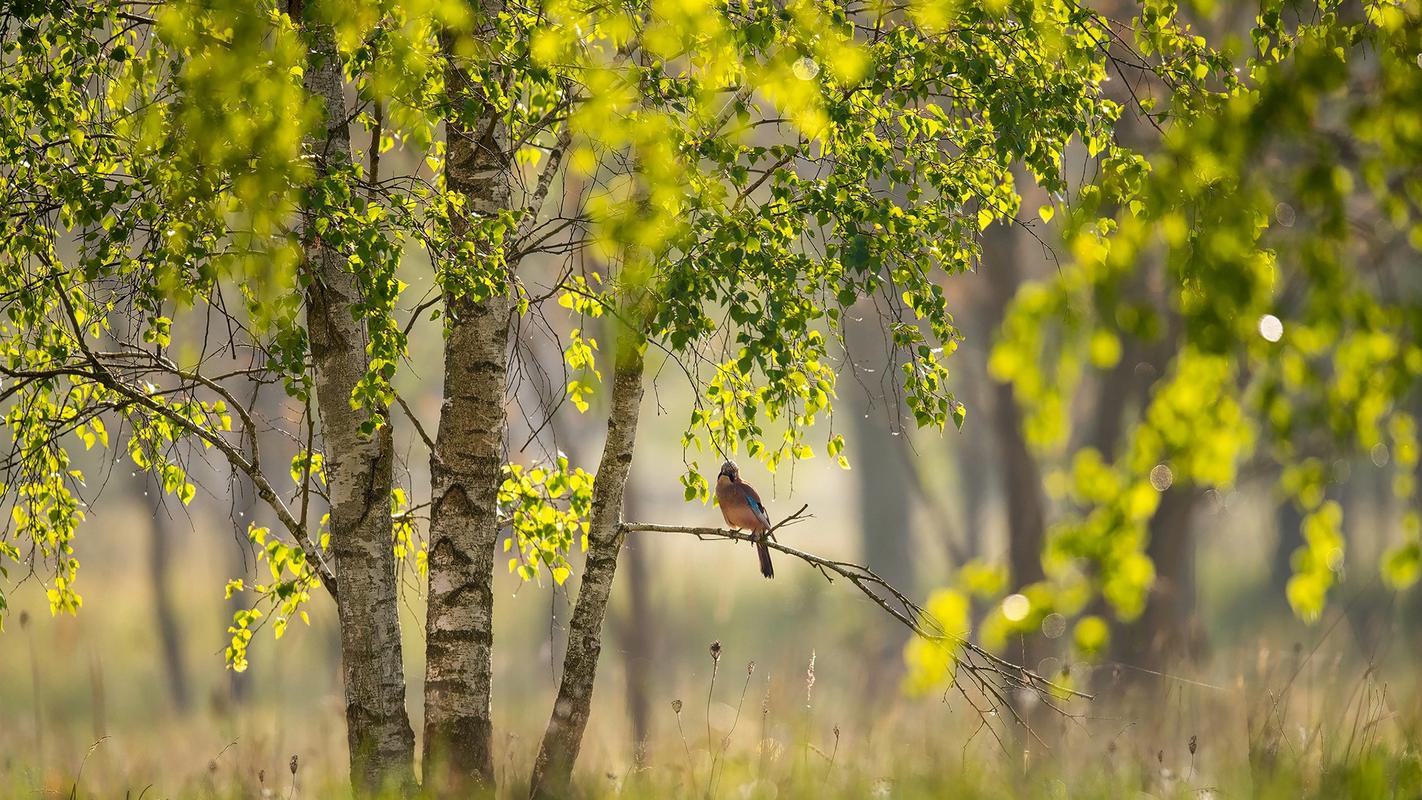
[620,505,1091,724]
[48,287,340,597]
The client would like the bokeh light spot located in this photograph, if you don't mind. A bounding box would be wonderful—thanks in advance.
[1150,463,1174,492]
[1258,314,1284,342]
[1371,443,1390,467]
[1037,656,1062,678]
[1274,202,1296,227]
[792,57,820,80]
[1002,593,1030,622]
[1041,612,1066,639]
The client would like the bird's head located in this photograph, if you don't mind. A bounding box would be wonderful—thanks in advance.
[718,460,739,481]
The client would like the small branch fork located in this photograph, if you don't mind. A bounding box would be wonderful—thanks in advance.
[620,504,1092,746]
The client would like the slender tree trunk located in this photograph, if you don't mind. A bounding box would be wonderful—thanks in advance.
[844,310,914,699]
[420,19,515,792]
[993,378,1047,582]
[954,385,993,561]
[297,8,415,792]
[845,312,915,595]
[981,225,1046,590]
[1271,495,1304,601]
[530,344,646,799]
[612,484,653,764]
[1115,486,1204,672]
[1076,339,1139,461]
[949,293,995,562]
[981,224,1051,752]
[146,477,191,713]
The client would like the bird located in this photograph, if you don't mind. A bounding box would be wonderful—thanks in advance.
[715,460,774,578]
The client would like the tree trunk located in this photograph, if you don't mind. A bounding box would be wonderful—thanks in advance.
[420,298,511,795]
[1076,339,1140,462]
[1115,486,1205,672]
[947,290,995,562]
[614,484,653,763]
[297,9,415,793]
[1271,495,1304,601]
[146,477,190,713]
[845,313,916,595]
[530,345,646,798]
[422,294,511,789]
[420,20,515,793]
[981,225,1046,589]
[843,311,915,699]
[980,224,1051,750]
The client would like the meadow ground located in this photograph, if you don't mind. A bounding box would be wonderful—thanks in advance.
[3,501,1419,799]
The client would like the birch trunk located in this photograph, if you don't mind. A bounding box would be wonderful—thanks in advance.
[529,345,646,799]
[421,23,513,791]
[297,9,415,793]
[421,297,510,789]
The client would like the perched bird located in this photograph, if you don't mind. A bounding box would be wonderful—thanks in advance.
[715,460,774,578]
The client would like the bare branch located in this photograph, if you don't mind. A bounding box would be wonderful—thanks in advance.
[517,123,575,244]
[394,391,436,455]
[620,506,1091,720]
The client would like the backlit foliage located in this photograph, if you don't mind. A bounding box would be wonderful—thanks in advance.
[986,0,1422,655]
[499,457,594,584]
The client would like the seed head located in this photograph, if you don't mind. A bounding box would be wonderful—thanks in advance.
[709,640,722,662]
[805,650,817,705]
[671,699,683,715]
[290,754,299,775]
[1189,735,1198,755]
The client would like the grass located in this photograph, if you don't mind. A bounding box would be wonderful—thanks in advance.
[3,505,1420,798]
[4,626,1419,799]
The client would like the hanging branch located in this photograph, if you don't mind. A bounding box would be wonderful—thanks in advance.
[620,504,1091,741]
[42,282,340,597]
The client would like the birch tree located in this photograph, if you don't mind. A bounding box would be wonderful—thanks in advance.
[0,0,438,790]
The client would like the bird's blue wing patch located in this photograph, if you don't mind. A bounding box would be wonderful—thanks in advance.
[740,486,770,525]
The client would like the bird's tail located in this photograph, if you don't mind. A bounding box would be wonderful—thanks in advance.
[756,533,774,579]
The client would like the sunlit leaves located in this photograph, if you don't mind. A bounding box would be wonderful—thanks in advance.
[524,0,1128,500]
[1285,501,1346,623]
[499,457,593,584]
[1072,615,1110,657]
[563,328,601,413]
[224,525,319,672]
[390,487,428,577]
[1382,518,1421,591]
